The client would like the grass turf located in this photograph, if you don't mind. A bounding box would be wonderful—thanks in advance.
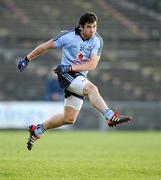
[0,131,160,180]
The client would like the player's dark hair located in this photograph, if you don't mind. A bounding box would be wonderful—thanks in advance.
[79,11,98,27]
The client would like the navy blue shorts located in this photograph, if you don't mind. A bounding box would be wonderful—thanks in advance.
[56,71,85,100]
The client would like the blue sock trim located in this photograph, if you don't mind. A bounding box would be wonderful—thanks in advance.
[34,124,46,136]
[104,109,114,120]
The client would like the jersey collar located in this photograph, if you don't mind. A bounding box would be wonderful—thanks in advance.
[75,26,89,41]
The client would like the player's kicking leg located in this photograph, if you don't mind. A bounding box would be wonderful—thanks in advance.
[83,81,132,127]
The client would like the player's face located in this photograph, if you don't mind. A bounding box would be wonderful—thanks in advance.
[81,21,97,39]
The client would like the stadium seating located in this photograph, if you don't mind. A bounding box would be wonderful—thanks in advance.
[0,0,160,101]
[130,0,161,13]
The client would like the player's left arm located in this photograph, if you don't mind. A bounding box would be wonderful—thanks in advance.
[72,54,100,72]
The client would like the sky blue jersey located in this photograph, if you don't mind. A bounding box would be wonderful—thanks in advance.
[53,26,103,76]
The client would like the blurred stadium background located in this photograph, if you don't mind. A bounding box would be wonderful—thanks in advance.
[0,0,161,131]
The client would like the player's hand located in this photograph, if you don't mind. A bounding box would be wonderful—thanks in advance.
[18,57,29,71]
[54,64,72,75]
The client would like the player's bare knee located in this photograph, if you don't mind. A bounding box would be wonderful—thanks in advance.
[84,82,98,95]
[64,116,76,124]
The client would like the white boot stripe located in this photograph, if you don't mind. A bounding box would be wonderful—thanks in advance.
[31,136,36,140]
[112,116,121,122]
[112,117,116,121]
[116,117,120,121]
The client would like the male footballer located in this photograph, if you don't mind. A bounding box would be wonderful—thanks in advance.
[18,12,132,150]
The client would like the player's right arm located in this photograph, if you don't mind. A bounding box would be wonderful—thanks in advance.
[27,39,56,61]
[18,39,56,71]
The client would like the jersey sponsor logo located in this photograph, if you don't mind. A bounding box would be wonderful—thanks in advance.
[85,46,92,51]
[80,44,92,52]
[77,52,84,61]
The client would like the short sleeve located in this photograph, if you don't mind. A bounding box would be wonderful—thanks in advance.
[91,36,103,56]
[53,31,69,48]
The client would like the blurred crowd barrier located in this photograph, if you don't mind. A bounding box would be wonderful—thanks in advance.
[0,101,160,130]
[78,101,161,131]
[0,101,64,129]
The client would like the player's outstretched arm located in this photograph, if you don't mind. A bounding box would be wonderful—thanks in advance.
[18,39,56,71]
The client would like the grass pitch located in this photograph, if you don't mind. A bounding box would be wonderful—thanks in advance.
[0,130,160,180]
